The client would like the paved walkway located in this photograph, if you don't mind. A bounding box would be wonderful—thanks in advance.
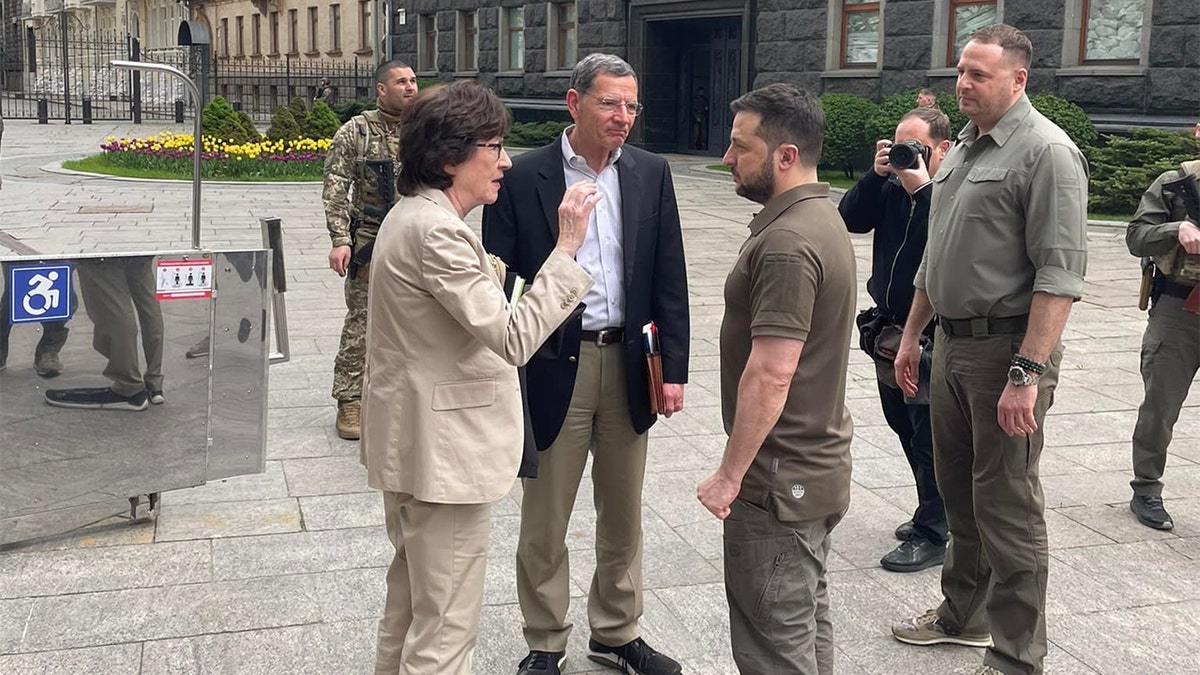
[0,119,1197,674]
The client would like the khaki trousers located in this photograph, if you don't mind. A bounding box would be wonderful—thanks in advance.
[516,341,649,651]
[724,499,843,675]
[375,492,491,675]
[930,327,1061,675]
[76,258,164,397]
[1131,294,1200,496]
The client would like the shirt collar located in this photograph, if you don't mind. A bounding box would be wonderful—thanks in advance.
[560,125,622,173]
[748,183,831,236]
[958,93,1032,148]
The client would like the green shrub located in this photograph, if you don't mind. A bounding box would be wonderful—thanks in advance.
[417,77,438,90]
[508,120,570,148]
[332,98,376,123]
[201,96,239,138]
[819,93,877,176]
[933,92,968,138]
[864,92,919,146]
[1029,92,1097,150]
[288,96,309,128]
[1086,128,1200,215]
[303,101,343,139]
[266,106,303,142]
[236,110,262,142]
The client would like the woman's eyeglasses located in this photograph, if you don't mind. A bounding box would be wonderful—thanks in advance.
[474,142,505,159]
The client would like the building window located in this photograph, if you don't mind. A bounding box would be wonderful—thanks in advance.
[252,14,262,55]
[308,7,319,53]
[948,0,997,64]
[501,6,525,71]
[841,0,881,67]
[288,9,299,54]
[236,16,244,56]
[358,0,371,51]
[457,10,478,71]
[549,2,577,71]
[220,18,229,57]
[418,13,437,72]
[330,4,342,52]
[1080,0,1144,63]
[270,11,280,54]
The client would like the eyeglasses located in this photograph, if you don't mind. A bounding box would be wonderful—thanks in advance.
[586,94,643,116]
[474,141,505,159]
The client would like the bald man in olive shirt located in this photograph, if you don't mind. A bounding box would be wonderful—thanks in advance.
[891,25,1087,675]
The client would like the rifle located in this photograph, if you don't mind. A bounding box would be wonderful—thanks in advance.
[348,159,398,280]
[1158,173,1200,284]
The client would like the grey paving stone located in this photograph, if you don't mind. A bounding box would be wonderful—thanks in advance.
[210,526,391,581]
[19,576,323,652]
[850,455,917,489]
[0,540,210,599]
[0,515,156,553]
[1044,507,1117,549]
[0,643,142,675]
[0,598,34,653]
[1052,540,1200,608]
[281,455,372,497]
[308,567,386,622]
[139,618,378,675]
[163,461,289,505]
[154,498,301,542]
[298,492,385,530]
[1051,601,1200,675]
[1055,503,1179,544]
[264,425,347,460]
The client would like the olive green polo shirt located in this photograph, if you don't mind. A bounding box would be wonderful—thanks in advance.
[719,183,856,523]
[914,95,1089,319]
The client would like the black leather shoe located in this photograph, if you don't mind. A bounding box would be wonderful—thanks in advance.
[1130,495,1174,531]
[881,538,946,573]
[517,650,566,675]
[587,637,681,675]
[894,520,914,541]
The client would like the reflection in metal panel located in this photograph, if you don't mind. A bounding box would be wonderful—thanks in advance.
[0,249,271,545]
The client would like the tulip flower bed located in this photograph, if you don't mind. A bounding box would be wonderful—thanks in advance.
[62,132,331,181]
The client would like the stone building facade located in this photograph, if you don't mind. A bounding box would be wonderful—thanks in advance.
[391,0,1198,154]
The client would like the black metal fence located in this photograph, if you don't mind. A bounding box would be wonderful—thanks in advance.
[1,19,375,125]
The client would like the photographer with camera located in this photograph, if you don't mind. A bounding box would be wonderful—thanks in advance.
[838,106,952,573]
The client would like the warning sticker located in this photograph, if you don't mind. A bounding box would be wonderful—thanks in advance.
[157,259,213,300]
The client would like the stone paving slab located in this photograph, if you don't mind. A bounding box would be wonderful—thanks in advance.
[1,120,1198,673]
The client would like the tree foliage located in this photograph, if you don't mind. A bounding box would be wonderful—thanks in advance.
[1086,128,1200,215]
[819,93,877,176]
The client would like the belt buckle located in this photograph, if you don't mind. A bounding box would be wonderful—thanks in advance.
[969,317,988,338]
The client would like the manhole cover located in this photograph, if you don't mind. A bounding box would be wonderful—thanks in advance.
[77,205,154,214]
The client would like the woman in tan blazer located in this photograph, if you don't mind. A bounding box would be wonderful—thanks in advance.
[361,80,599,674]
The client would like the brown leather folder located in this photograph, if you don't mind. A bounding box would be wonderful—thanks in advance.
[646,352,666,415]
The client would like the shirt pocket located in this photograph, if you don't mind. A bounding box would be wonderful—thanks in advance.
[431,378,497,411]
[966,166,1010,183]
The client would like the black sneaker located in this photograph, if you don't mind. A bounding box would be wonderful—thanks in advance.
[1130,495,1173,531]
[146,386,165,405]
[881,538,946,573]
[587,637,681,675]
[516,650,566,675]
[45,387,149,411]
[894,519,915,541]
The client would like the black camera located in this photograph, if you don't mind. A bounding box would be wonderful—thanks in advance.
[888,140,931,171]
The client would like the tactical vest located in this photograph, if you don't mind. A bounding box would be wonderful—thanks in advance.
[1152,160,1200,284]
[350,109,402,239]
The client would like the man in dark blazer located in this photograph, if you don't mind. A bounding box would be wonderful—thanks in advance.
[482,53,689,675]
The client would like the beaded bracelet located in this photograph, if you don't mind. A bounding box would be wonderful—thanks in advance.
[1012,353,1046,375]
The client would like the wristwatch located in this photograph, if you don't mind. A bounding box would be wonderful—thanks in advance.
[1007,364,1039,387]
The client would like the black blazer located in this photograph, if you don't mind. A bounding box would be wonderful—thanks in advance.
[482,139,690,451]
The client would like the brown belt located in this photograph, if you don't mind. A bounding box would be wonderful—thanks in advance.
[939,314,1028,338]
[579,327,624,347]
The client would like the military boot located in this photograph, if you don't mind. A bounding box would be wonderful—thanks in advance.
[336,399,361,440]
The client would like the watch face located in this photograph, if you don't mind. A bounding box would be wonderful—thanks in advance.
[1008,365,1032,386]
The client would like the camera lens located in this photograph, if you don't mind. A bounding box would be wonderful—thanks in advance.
[888,143,918,170]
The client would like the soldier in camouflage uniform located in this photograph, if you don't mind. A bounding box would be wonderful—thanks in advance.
[1125,133,1200,532]
[324,60,418,439]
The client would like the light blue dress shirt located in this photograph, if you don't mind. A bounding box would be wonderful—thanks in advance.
[559,129,626,331]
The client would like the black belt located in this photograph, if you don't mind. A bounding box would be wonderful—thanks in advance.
[939,314,1028,338]
[1158,278,1197,300]
[579,327,624,347]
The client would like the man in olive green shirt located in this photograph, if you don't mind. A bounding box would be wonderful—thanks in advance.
[699,83,856,675]
[891,25,1088,675]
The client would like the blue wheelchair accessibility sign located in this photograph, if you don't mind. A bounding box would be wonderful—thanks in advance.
[8,263,74,324]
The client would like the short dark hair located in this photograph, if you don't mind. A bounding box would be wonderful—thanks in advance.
[899,107,952,142]
[375,59,413,84]
[968,23,1032,69]
[397,81,510,195]
[729,83,824,167]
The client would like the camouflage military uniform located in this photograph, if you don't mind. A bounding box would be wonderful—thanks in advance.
[1126,160,1200,507]
[323,108,402,403]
